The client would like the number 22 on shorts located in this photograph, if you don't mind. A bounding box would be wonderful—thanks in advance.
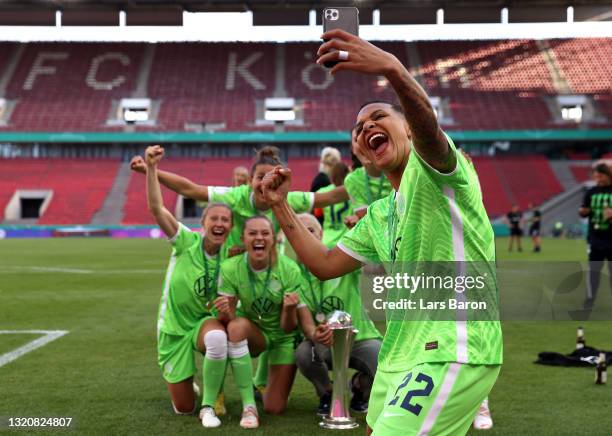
[388,372,434,416]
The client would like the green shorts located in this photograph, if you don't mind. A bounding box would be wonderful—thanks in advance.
[157,315,215,383]
[367,362,500,436]
[261,331,299,366]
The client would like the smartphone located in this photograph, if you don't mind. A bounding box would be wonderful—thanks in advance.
[322,7,359,69]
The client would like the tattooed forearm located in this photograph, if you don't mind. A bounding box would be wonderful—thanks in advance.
[387,64,451,171]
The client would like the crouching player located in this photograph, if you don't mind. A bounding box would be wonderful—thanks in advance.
[283,213,382,415]
[214,216,304,426]
[145,145,231,428]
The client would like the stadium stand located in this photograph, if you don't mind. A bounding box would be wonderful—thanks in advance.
[492,155,564,210]
[0,39,610,132]
[148,43,276,131]
[122,158,254,224]
[0,159,119,224]
[3,43,144,131]
[570,165,592,183]
[283,41,409,131]
[471,157,513,217]
[549,38,612,121]
[416,40,557,130]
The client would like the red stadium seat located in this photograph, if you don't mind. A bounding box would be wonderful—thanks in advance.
[0,159,118,224]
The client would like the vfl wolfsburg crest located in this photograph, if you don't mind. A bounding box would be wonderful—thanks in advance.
[251,297,275,316]
[193,274,215,299]
[321,296,344,314]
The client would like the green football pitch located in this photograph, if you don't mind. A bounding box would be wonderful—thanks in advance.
[1,237,610,435]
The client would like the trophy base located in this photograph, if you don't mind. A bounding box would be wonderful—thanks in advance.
[319,416,359,430]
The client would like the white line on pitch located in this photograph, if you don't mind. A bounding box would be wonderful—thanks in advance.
[0,330,69,368]
[0,266,163,274]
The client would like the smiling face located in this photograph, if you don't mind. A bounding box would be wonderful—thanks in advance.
[351,128,371,166]
[201,205,232,246]
[243,217,275,263]
[353,103,412,172]
[250,163,275,209]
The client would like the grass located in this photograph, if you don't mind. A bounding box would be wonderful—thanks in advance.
[0,237,610,435]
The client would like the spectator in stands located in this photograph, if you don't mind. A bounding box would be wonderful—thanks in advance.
[215,215,303,421]
[129,146,349,254]
[144,145,233,428]
[283,213,382,416]
[233,166,249,187]
[506,205,523,252]
[579,163,612,309]
[317,162,352,248]
[528,203,542,252]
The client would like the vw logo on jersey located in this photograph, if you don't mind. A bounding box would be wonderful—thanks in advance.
[193,274,215,299]
[321,296,344,314]
[251,297,275,315]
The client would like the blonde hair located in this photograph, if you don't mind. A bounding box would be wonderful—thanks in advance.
[319,147,341,174]
[297,213,322,237]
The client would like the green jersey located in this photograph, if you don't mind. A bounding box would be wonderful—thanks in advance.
[317,184,353,248]
[157,223,225,337]
[204,184,314,248]
[218,253,303,341]
[298,267,382,342]
[344,167,393,212]
[338,134,502,372]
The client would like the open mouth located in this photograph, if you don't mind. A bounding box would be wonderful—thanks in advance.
[211,227,225,236]
[252,242,266,253]
[367,132,389,155]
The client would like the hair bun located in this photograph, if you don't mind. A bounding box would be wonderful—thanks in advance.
[256,146,280,159]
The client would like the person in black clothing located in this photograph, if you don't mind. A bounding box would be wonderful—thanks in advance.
[579,163,612,309]
[528,203,542,252]
[506,205,523,252]
[310,147,341,225]
[310,147,341,193]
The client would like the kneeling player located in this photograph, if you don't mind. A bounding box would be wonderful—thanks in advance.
[284,213,382,415]
[215,216,304,424]
[145,145,231,428]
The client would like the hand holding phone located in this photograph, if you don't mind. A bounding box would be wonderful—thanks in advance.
[321,7,359,69]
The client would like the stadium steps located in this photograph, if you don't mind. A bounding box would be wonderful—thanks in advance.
[91,161,131,225]
[0,44,23,97]
[133,43,155,98]
[535,40,571,94]
[549,160,583,191]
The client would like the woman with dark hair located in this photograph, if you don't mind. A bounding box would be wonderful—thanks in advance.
[579,162,612,309]
[130,146,348,253]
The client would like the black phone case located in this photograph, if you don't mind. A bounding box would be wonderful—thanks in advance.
[322,7,359,69]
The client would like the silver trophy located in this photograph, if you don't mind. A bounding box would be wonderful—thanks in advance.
[320,310,359,430]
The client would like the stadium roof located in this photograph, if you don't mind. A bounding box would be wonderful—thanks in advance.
[0,0,610,26]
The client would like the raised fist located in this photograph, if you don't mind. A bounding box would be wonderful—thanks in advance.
[145,145,164,167]
[262,166,292,206]
[129,155,147,174]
